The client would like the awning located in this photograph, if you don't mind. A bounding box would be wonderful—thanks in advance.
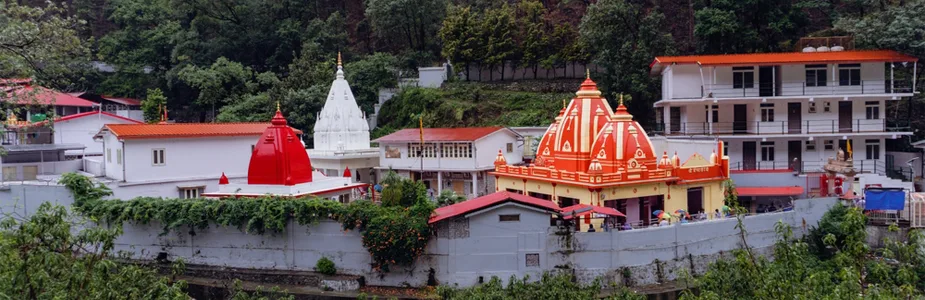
[736,186,804,197]
[561,204,625,220]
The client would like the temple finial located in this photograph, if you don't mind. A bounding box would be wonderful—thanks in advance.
[276,101,281,112]
[562,99,566,109]
[585,68,590,79]
[619,93,624,106]
[337,52,342,67]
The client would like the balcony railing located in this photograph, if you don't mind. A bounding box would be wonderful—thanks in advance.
[730,159,912,181]
[648,119,910,136]
[688,80,913,99]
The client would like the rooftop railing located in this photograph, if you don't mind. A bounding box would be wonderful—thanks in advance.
[676,80,913,100]
[647,119,910,136]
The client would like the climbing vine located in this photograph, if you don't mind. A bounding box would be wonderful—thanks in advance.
[59,173,433,272]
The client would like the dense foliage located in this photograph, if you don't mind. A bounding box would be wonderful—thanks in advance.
[682,204,925,299]
[374,82,569,137]
[315,257,336,276]
[60,172,434,271]
[435,273,645,300]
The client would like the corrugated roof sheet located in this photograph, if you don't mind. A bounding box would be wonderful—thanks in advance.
[429,191,561,224]
[373,126,506,143]
[101,96,142,106]
[650,50,918,75]
[102,122,303,140]
[736,186,804,197]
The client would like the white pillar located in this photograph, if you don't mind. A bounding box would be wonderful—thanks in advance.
[664,105,671,134]
[707,105,713,134]
[471,171,478,198]
[437,171,443,193]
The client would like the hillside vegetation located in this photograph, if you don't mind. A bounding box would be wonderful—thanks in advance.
[373,82,574,138]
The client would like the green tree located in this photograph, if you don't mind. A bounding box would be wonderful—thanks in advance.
[580,0,675,124]
[435,190,465,207]
[0,1,89,89]
[0,203,188,299]
[177,57,280,119]
[693,0,809,54]
[440,5,480,80]
[365,0,447,55]
[142,88,168,123]
[345,52,399,113]
[480,4,517,81]
[516,0,548,79]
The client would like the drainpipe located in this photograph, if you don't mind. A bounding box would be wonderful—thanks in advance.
[121,140,126,182]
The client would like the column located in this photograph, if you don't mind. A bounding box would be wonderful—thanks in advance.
[437,171,443,194]
[471,171,478,198]
[707,106,713,134]
[664,105,671,134]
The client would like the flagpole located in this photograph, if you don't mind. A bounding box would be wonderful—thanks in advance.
[419,114,424,182]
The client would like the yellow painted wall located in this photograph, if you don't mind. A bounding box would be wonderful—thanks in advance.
[495,175,725,231]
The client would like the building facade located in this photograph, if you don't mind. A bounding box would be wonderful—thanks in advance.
[650,49,919,199]
[492,76,730,230]
[374,127,524,198]
[308,53,379,184]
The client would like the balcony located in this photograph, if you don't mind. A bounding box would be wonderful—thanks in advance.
[687,80,912,100]
[730,159,913,181]
[647,119,910,136]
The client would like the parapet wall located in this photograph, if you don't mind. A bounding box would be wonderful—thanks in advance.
[0,184,837,288]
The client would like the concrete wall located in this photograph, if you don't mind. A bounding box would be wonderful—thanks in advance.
[54,114,139,155]
[102,136,255,183]
[0,183,838,289]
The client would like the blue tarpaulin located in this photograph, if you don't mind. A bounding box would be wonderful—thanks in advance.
[865,189,906,210]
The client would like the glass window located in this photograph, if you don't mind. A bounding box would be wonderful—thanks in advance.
[181,188,200,199]
[705,105,718,123]
[805,64,827,87]
[805,141,816,151]
[116,149,122,165]
[824,140,834,150]
[732,67,754,89]
[760,103,774,122]
[865,101,880,119]
[152,149,166,166]
[499,214,520,222]
[865,139,880,160]
[808,102,817,113]
[838,64,861,86]
[760,141,775,161]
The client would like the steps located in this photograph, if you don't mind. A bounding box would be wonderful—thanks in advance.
[855,173,914,191]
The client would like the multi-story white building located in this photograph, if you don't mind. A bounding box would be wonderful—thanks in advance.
[308,54,379,183]
[650,48,919,200]
[373,127,523,198]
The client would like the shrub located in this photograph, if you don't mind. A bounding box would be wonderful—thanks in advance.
[315,257,336,275]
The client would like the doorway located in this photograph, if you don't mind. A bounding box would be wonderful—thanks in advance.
[670,107,681,132]
[743,141,757,170]
[838,140,854,160]
[788,140,802,172]
[787,102,802,134]
[733,104,748,134]
[839,101,852,133]
[452,181,465,195]
[759,66,775,97]
[687,188,704,215]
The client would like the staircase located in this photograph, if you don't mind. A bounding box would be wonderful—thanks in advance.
[855,173,914,191]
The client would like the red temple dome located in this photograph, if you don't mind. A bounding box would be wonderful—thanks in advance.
[589,95,658,173]
[535,75,614,172]
[247,106,313,185]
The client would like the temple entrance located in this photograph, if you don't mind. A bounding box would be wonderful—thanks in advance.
[687,188,704,215]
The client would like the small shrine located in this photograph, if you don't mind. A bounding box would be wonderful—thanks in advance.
[308,52,380,184]
[204,105,368,202]
[820,147,857,198]
[491,74,730,230]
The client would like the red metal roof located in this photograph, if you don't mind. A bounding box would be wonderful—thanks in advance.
[560,203,626,220]
[429,191,561,224]
[650,50,918,75]
[102,122,303,140]
[374,126,506,143]
[736,186,804,197]
[247,110,313,185]
[5,85,97,107]
[102,96,142,106]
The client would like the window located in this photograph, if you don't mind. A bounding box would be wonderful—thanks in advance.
[732,67,754,89]
[722,141,728,156]
[866,139,880,160]
[823,101,831,112]
[838,64,861,86]
[499,214,520,222]
[181,188,200,199]
[116,149,122,165]
[805,64,827,87]
[506,143,513,153]
[525,253,540,267]
[824,140,834,151]
[705,105,718,123]
[408,143,421,158]
[106,148,111,163]
[2,167,16,181]
[760,103,774,122]
[441,143,473,158]
[808,102,817,113]
[152,149,166,166]
[760,142,775,161]
[805,140,816,151]
[865,101,880,119]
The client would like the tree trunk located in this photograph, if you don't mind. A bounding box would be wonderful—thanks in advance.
[465,62,471,81]
[500,61,505,81]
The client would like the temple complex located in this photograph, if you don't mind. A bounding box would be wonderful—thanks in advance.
[204,106,368,202]
[307,53,380,184]
[491,75,731,230]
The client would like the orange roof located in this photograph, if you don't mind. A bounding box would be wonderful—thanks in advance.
[650,50,918,75]
[101,122,303,140]
[736,186,804,197]
[373,126,507,142]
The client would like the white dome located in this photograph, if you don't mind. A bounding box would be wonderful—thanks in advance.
[803,46,817,53]
[816,46,830,52]
[312,63,371,151]
[831,46,845,52]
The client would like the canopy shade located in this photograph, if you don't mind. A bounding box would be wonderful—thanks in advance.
[561,204,625,220]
